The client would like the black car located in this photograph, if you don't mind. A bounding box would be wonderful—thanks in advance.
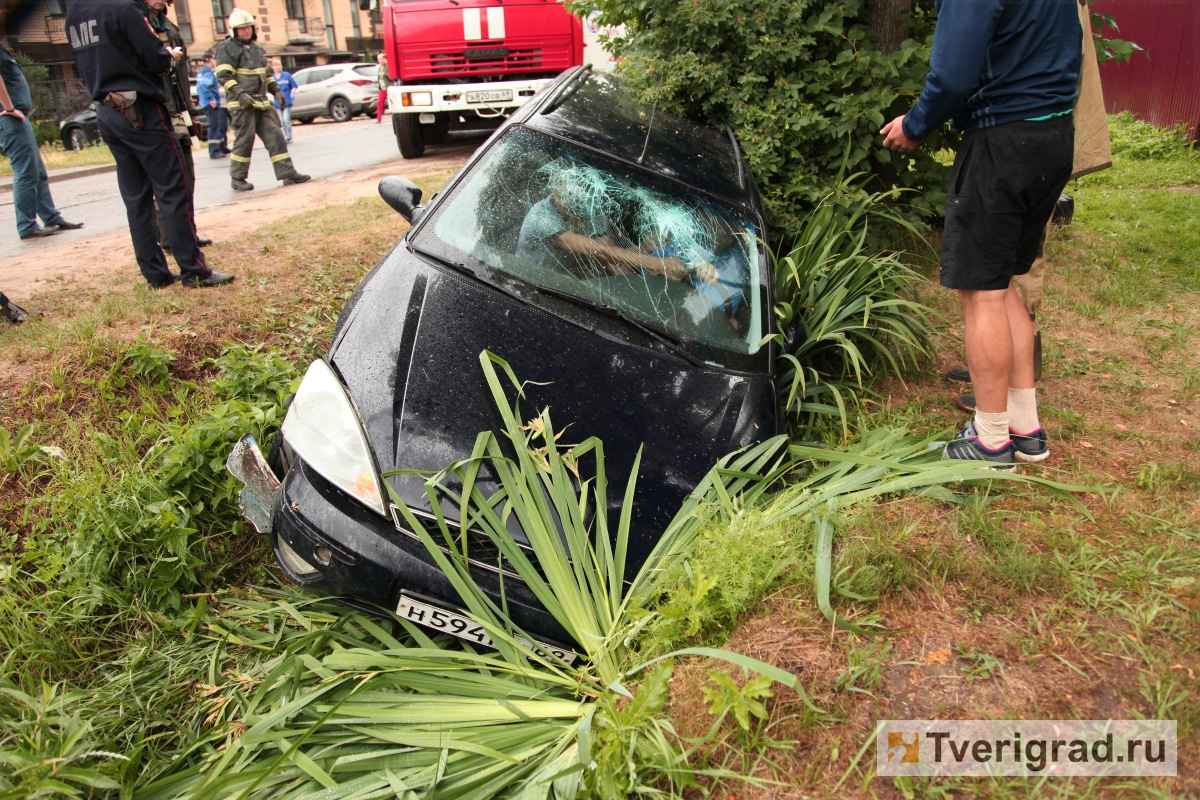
[228,68,778,652]
[59,103,100,151]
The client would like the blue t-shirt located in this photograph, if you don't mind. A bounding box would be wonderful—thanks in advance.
[272,71,298,108]
[516,197,611,272]
[196,65,221,108]
[0,44,33,113]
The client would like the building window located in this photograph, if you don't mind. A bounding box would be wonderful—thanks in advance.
[211,0,233,34]
[286,0,305,18]
[45,0,67,16]
[174,0,194,44]
[349,0,361,37]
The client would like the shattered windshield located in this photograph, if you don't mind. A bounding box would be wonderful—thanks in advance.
[423,127,765,357]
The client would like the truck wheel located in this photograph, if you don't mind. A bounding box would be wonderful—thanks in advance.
[329,97,352,123]
[393,113,425,158]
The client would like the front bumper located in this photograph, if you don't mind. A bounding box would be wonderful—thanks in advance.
[226,434,574,647]
[387,78,550,116]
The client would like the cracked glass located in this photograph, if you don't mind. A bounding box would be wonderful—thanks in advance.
[425,127,765,358]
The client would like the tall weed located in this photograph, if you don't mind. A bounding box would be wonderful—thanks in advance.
[773,179,934,440]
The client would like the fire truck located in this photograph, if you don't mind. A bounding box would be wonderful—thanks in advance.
[367,0,616,158]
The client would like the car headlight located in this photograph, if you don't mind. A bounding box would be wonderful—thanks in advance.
[281,359,386,516]
[402,91,433,107]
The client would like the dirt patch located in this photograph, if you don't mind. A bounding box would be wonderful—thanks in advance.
[0,147,474,302]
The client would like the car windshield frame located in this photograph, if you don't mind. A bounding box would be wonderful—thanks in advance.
[411,125,773,374]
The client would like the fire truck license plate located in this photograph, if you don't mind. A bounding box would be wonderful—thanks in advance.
[396,594,577,664]
[465,89,513,104]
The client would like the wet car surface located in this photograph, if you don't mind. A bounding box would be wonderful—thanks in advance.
[239,68,779,649]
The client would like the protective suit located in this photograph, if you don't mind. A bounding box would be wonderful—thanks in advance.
[214,9,307,189]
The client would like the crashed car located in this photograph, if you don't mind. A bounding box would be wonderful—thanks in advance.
[228,67,779,653]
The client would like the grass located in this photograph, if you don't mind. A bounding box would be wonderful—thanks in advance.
[0,140,114,178]
[1,119,1199,797]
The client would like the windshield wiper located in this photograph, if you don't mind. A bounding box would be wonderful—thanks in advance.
[531,284,712,369]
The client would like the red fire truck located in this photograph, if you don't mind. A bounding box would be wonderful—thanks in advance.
[371,0,614,157]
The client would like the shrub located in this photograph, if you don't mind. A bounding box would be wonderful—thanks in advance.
[1108,111,1196,161]
[576,0,955,233]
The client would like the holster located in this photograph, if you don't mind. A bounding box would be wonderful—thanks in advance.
[104,91,142,129]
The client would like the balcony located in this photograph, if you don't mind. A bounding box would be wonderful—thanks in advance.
[286,17,326,45]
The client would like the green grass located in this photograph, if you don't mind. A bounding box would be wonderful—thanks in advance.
[0,141,114,178]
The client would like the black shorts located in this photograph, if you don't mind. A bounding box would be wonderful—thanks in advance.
[940,116,1074,291]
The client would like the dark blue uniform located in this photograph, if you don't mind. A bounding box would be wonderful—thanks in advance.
[66,0,210,287]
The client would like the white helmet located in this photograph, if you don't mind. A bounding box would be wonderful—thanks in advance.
[228,8,256,30]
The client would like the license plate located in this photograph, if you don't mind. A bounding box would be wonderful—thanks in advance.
[396,594,577,664]
[465,89,513,104]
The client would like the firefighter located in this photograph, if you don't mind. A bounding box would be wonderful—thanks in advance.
[66,0,231,289]
[144,0,212,251]
[215,9,309,191]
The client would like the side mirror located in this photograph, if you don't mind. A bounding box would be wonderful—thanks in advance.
[379,176,424,223]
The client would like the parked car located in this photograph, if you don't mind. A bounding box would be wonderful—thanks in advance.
[228,68,776,652]
[59,103,99,151]
[290,63,378,124]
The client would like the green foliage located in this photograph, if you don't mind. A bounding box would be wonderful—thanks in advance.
[703,671,774,732]
[575,0,953,232]
[773,181,933,439]
[10,50,59,145]
[1108,112,1196,161]
[0,423,55,476]
[122,339,176,383]
[18,344,295,613]
[1087,5,1142,66]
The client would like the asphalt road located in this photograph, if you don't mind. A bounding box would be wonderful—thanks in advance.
[0,116,485,261]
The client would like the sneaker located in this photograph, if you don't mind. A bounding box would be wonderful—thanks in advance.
[1010,427,1050,463]
[282,173,311,185]
[182,271,235,288]
[232,179,254,191]
[944,420,1016,470]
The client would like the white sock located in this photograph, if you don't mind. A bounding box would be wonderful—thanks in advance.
[1007,387,1040,434]
[973,410,1010,450]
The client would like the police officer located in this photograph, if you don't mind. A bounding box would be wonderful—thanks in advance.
[66,0,233,288]
[216,10,309,191]
[144,0,213,252]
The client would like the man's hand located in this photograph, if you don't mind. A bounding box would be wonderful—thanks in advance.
[170,47,184,63]
[239,94,255,110]
[273,91,285,107]
[880,115,922,153]
[0,108,27,123]
[691,261,720,285]
[209,99,217,109]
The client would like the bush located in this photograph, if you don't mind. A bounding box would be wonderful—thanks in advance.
[1108,111,1196,160]
[576,0,954,234]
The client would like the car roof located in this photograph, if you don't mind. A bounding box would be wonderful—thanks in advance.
[523,72,747,205]
[296,62,373,72]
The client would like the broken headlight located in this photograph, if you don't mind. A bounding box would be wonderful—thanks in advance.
[280,359,386,517]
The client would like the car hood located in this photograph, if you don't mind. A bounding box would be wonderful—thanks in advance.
[329,246,776,574]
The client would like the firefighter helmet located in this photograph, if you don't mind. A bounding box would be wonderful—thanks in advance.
[228,8,256,30]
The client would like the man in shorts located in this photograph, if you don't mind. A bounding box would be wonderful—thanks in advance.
[881,0,1083,469]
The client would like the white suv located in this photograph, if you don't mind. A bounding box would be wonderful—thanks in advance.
[290,63,379,124]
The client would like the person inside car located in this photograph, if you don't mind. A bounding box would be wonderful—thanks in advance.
[516,165,719,285]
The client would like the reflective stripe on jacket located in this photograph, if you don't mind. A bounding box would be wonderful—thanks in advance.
[214,37,278,110]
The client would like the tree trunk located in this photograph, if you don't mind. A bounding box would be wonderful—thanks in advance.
[870,0,912,55]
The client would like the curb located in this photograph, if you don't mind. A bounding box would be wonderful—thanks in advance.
[0,162,118,194]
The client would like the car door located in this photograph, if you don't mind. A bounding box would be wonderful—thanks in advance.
[291,69,328,115]
[296,68,339,115]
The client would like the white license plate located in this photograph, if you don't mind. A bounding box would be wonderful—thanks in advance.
[465,89,513,104]
[396,594,577,664]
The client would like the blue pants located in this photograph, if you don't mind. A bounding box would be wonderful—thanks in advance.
[207,106,229,157]
[276,105,293,141]
[0,113,66,237]
[97,100,209,286]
